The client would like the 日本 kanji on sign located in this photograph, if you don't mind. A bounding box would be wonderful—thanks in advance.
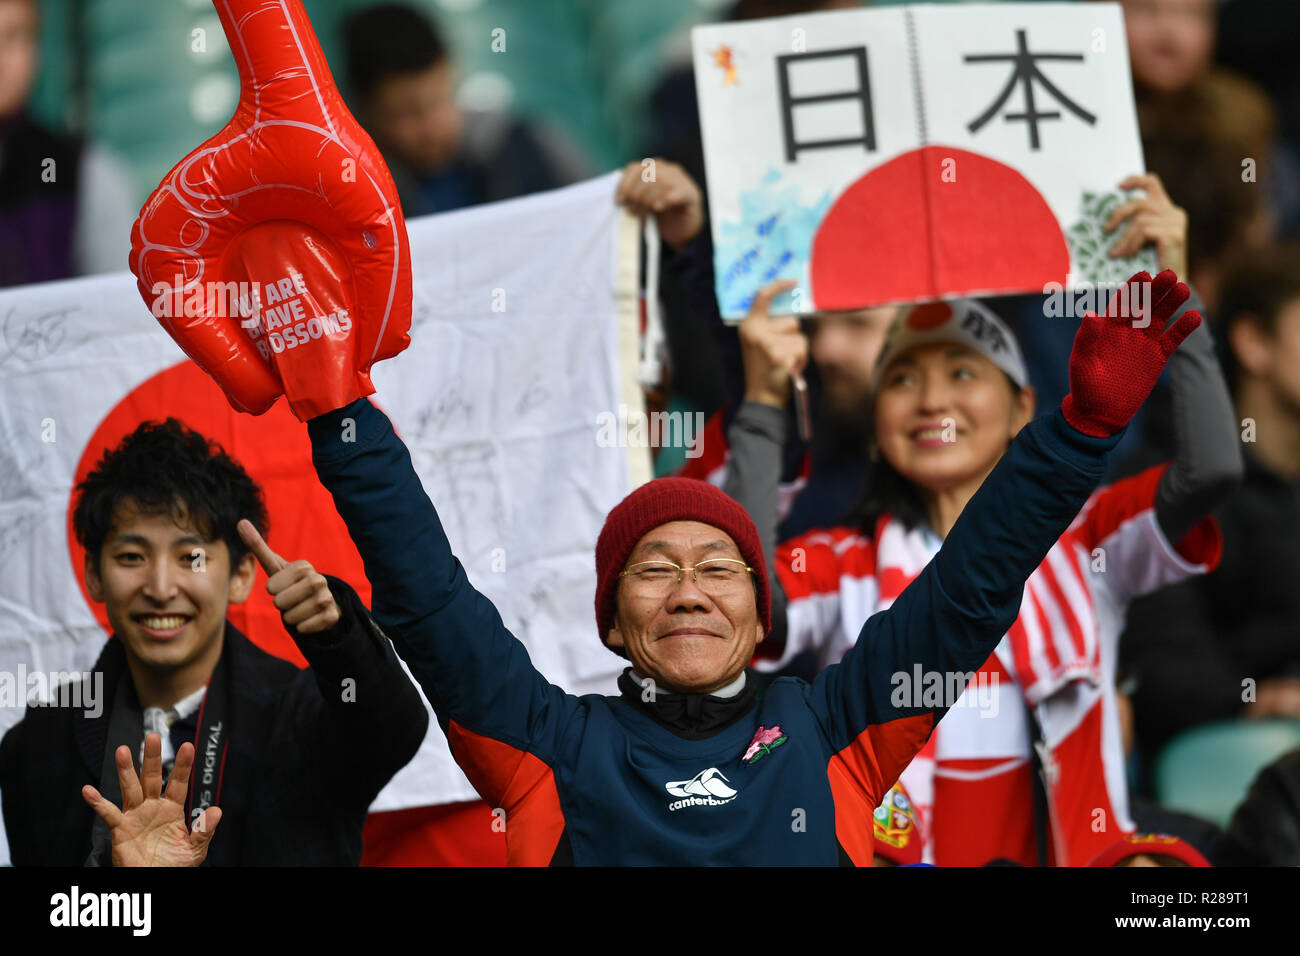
[693,2,1154,320]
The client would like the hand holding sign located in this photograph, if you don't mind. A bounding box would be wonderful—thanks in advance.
[130,0,412,420]
[738,279,808,408]
[238,519,341,635]
[1105,173,1189,280]
[81,734,222,868]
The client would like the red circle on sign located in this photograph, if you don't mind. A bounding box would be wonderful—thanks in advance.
[810,146,1068,308]
[66,361,371,666]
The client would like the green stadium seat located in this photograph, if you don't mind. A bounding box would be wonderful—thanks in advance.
[582,0,708,161]
[83,0,244,203]
[1154,718,1300,828]
[66,0,794,202]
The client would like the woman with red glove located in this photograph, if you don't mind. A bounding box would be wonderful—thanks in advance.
[727,268,1240,866]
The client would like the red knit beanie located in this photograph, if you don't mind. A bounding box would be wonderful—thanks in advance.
[594,477,771,650]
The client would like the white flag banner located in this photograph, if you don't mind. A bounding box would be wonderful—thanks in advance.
[0,173,648,863]
[693,1,1155,320]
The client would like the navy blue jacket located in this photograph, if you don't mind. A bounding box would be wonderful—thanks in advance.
[309,398,1119,865]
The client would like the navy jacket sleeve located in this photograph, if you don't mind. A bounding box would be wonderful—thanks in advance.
[307,398,580,813]
[284,575,430,809]
[808,408,1121,802]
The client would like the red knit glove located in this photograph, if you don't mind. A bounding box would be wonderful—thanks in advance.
[1061,270,1202,438]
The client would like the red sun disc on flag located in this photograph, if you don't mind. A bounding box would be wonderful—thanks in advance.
[65,361,372,666]
[906,301,955,330]
[810,146,1068,309]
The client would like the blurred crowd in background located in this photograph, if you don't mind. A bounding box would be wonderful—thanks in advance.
[2,0,1299,865]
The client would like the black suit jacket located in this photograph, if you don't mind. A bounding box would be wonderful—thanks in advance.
[0,577,429,865]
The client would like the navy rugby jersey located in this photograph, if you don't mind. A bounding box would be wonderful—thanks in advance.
[309,398,1118,865]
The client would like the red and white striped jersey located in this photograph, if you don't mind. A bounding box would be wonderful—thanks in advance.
[763,463,1222,866]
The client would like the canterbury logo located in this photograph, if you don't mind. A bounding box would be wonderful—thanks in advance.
[665,768,738,811]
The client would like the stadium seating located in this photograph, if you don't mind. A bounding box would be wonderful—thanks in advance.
[1155,718,1300,827]
[49,0,735,210]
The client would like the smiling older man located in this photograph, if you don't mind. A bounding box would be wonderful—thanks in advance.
[290,270,1200,866]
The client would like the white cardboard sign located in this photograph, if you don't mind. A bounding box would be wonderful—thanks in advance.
[693,2,1156,319]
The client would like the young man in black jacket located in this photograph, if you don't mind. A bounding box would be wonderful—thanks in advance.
[0,419,428,866]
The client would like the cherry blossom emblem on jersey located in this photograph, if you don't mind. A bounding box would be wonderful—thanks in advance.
[742,725,788,765]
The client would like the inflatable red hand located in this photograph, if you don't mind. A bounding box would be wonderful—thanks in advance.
[130,0,412,420]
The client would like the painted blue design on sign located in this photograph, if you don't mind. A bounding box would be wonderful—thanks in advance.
[715,170,830,319]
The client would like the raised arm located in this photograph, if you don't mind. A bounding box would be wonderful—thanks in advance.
[1153,295,1243,542]
[306,398,577,809]
[810,270,1202,801]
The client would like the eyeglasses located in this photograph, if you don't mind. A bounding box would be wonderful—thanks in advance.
[618,558,755,597]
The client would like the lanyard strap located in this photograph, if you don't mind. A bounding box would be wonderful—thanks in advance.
[186,646,231,820]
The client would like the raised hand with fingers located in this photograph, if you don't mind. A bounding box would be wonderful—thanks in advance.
[238,519,340,634]
[1061,269,1201,438]
[130,0,412,421]
[81,734,222,867]
[738,279,808,409]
